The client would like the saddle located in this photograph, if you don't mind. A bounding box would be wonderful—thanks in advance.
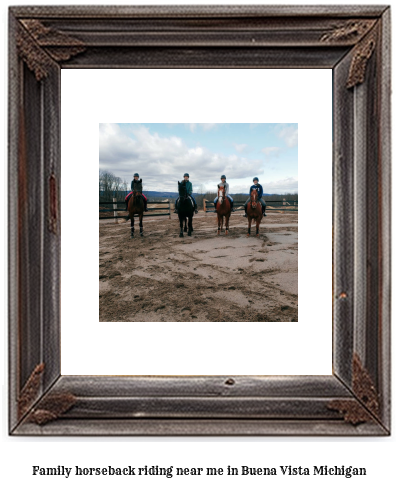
[177,196,195,208]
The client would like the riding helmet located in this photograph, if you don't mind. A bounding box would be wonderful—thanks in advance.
[253,177,259,182]
[221,175,226,179]
[184,173,189,177]
[134,173,139,177]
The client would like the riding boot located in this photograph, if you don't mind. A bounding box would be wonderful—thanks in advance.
[174,200,179,213]
[262,206,266,216]
[194,204,198,214]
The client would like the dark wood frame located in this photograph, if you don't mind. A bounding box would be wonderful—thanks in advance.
[9,5,391,436]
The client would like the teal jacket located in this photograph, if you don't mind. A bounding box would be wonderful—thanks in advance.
[184,180,193,195]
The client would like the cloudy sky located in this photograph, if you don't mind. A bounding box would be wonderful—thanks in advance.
[99,123,298,194]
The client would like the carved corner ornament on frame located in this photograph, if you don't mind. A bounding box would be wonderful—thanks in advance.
[8,5,391,436]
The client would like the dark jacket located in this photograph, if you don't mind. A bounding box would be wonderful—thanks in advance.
[183,180,193,195]
[249,183,263,199]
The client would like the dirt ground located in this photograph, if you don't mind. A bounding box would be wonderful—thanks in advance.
[99,211,298,322]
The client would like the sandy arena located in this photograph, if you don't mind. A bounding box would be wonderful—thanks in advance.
[99,211,298,322]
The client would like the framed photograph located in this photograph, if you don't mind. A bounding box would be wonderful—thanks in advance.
[9,5,390,435]
[97,121,300,324]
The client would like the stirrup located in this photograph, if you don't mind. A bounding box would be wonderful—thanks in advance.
[195,209,198,214]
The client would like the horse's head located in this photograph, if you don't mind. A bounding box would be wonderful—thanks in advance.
[218,185,225,203]
[133,179,142,204]
[133,178,143,195]
[251,188,258,208]
[178,180,187,198]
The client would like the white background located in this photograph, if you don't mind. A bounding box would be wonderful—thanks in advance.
[61,69,332,376]
[1,1,397,491]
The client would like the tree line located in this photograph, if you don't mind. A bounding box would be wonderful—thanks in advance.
[99,171,129,202]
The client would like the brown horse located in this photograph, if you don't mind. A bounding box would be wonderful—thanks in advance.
[216,185,231,235]
[127,179,144,238]
[246,188,263,237]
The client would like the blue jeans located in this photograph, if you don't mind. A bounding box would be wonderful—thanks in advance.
[244,197,266,208]
[214,195,233,205]
[176,196,196,208]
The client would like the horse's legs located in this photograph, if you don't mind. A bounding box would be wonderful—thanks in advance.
[217,214,221,235]
[256,217,260,236]
[188,215,192,236]
[130,215,134,238]
[179,215,184,237]
[225,214,229,235]
[139,213,144,237]
[184,217,187,232]
[247,217,251,237]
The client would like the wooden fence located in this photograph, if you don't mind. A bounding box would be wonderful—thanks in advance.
[99,199,172,221]
[99,198,298,221]
[203,199,298,213]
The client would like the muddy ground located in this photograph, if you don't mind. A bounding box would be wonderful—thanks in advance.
[99,211,298,322]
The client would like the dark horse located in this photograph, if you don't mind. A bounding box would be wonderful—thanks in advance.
[216,185,231,235]
[177,181,194,237]
[246,188,263,237]
[127,179,144,238]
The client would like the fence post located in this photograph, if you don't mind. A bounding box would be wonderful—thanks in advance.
[113,197,117,223]
[203,199,207,211]
[168,200,171,219]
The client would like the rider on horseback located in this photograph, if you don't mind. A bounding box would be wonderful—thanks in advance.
[125,173,148,212]
[213,175,235,212]
[174,173,198,214]
[243,177,267,217]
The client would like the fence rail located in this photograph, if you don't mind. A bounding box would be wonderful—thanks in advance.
[203,199,298,213]
[99,199,173,221]
[99,198,298,221]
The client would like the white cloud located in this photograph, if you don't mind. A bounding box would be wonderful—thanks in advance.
[178,123,222,132]
[262,177,298,193]
[262,146,280,156]
[278,125,298,148]
[191,123,223,132]
[234,143,248,153]
[99,124,264,191]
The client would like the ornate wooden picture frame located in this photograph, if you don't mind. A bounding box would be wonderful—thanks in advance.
[9,5,391,435]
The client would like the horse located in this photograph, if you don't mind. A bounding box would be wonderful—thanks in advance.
[216,185,231,235]
[177,181,194,237]
[246,188,263,237]
[127,178,144,238]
